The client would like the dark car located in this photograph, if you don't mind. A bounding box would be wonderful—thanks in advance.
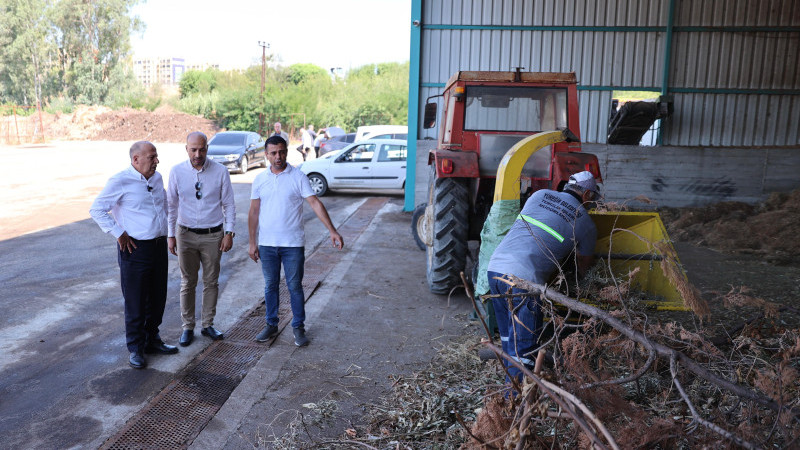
[206,131,266,174]
[318,133,356,156]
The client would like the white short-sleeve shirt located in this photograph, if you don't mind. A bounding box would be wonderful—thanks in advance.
[250,164,315,247]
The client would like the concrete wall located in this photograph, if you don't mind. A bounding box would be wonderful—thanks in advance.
[586,144,800,208]
[412,142,800,209]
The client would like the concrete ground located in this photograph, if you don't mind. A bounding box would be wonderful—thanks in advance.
[192,199,476,449]
[0,140,475,448]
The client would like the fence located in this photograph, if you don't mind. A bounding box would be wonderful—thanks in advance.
[0,105,47,145]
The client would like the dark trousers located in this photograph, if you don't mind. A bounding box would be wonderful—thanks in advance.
[117,237,168,353]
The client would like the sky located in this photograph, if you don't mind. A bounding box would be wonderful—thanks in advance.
[130,0,412,72]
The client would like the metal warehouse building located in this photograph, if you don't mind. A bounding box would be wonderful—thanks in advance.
[405,0,800,210]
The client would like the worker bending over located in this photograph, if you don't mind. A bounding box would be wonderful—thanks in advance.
[487,171,600,382]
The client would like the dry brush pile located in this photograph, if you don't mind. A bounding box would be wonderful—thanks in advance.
[333,274,799,449]
[266,196,800,449]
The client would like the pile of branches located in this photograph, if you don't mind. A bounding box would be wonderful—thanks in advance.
[463,274,800,449]
[312,272,798,449]
[315,207,799,448]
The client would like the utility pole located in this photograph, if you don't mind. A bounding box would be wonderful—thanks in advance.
[258,41,269,136]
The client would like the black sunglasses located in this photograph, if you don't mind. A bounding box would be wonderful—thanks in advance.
[195,181,202,199]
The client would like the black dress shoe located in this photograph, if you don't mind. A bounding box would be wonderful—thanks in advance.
[179,329,194,347]
[129,351,146,369]
[144,340,179,355]
[201,326,224,340]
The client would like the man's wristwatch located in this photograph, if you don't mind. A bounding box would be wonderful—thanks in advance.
[225,231,235,238]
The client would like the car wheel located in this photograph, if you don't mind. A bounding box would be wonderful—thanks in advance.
[411,203,428,251]
[239,155,248,174]
[260,154,267,168]
[307,173,328,196]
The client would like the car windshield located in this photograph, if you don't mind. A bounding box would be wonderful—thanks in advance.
[464,86,568,132]
[210,134,246,146]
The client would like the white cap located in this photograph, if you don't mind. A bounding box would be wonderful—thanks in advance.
[567,171,600,195]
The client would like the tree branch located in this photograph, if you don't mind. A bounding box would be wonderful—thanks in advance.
[500,275,796,418]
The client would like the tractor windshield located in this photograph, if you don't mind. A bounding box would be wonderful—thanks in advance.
[464,86,568,132]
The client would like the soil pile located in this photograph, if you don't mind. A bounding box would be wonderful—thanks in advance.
[659,189,800,265]
[45,105,222,143]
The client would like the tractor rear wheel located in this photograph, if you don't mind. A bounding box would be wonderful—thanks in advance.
[425,169,469,294]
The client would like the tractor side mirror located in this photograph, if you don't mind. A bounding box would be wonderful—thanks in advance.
[423,102,437,129]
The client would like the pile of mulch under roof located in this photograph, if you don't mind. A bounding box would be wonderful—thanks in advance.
[658,188,800,265]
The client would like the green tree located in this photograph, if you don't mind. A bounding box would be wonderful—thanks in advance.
[286,63,328,85]
[179,69,218,98]
[0,0,52,105]
[0,0,142,106]
[49,0,143,104]
[175,61,409,134]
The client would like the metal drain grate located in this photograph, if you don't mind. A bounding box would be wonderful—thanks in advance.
[101,197,389,449]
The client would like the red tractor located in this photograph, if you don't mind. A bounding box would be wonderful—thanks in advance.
[416,69,602,294]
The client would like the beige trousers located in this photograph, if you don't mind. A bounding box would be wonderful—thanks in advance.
[177,227,223,329]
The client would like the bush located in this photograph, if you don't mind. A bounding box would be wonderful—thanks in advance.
[44,97,75,114]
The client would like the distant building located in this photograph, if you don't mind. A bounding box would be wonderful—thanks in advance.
[186,62,220,72]
[133,57,218,87]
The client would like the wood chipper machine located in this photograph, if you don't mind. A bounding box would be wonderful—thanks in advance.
[413,70,697,312]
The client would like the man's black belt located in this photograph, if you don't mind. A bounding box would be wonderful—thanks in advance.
[181,224,223,234]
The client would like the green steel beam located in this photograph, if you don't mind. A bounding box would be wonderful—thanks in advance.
[424,24,663,32]
[422,24,800,33]
[675,26,800,32]
[660,0,677,145]
[669,87,800,95]
[423,83,799,96]
[405,0,423,212]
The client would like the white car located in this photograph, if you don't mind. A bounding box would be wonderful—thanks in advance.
[299,138,407,196]
[355,124,408,141]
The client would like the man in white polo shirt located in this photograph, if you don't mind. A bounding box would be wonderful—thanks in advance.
[247,135,343,347]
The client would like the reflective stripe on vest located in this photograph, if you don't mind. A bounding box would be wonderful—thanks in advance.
[517,214,564,243]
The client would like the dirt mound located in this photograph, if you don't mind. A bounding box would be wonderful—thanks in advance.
[44,105,222,143]
[659,189,800,265]
[44,105,112,140]
[89,105,222,143]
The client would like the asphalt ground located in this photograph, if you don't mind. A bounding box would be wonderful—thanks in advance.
[0,140,475,448]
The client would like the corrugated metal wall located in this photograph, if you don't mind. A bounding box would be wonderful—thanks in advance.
[416,0,800,146]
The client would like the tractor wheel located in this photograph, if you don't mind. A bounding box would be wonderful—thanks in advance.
[411,203,428,251]
[425,170,469,294]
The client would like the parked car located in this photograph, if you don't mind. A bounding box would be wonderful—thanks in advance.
[299,138,407,196]
[355,125,408,141]
[206,131,266,174]
[365,131,408,140]
[318,132,356,156]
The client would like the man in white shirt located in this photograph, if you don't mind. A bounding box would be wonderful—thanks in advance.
[90,141,178,370]
[167,132,236,347]
[247,135,343,347]
[300,125,316,161]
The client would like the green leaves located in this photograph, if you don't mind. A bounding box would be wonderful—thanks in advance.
[0,0,141,106]
[177,61,409,134]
